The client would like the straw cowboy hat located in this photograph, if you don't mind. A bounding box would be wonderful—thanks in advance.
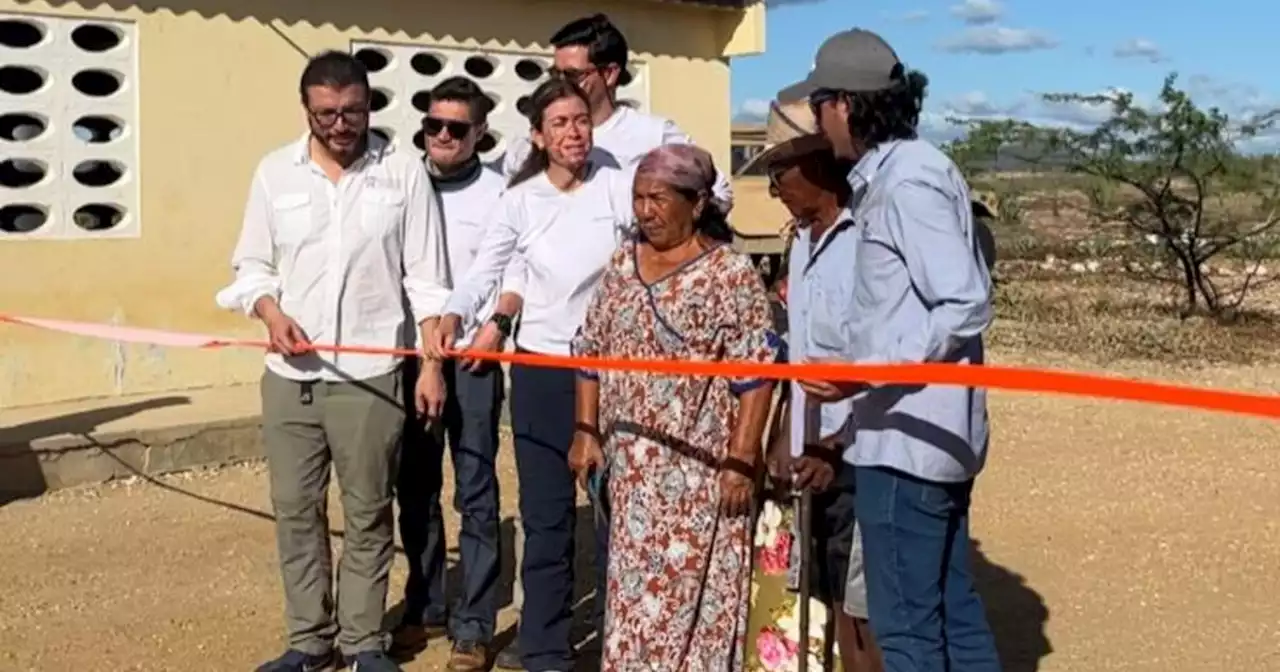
[754,98,831,170]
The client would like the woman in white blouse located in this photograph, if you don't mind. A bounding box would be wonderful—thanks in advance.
[428,77,633,672]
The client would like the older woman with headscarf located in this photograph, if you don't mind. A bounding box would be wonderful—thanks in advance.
[569,144,782,671]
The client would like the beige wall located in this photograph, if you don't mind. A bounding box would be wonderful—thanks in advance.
[0,0,764,407]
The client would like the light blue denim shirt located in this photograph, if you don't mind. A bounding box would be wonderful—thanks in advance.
[787,209,860,462]
[846,139,994,482]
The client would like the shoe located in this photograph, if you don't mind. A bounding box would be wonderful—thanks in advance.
[343,650,401,671]
[446,640,488,671]
[493,640,522,670]
[387,621,447,656]
[254,649,338,672]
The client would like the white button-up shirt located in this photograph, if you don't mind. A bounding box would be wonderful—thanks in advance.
[216,134,451,382]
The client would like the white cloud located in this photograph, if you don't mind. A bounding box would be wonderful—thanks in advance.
[735,98,771,121]
[950,0,1002,24]
[1113,38,1165,63]
[939,26,1058,54]
[884,9,931,22]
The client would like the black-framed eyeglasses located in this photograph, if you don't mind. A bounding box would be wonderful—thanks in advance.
[423,116,473,138]
[308,106,369,127]
[548,65,599,84]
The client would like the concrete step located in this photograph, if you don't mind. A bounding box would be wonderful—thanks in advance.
[0,381,513,505]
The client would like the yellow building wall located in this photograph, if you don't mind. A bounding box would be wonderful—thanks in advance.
[0,0,759,407]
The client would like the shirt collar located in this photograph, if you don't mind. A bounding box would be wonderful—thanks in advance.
[846,139,902,194]
[802,206,857,271]
[291,131,392,167]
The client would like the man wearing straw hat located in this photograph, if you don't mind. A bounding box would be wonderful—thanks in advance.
[781,29,1001,672]
[758,97,883,672]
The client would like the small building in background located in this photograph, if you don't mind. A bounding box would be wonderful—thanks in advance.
[0,0,764,407]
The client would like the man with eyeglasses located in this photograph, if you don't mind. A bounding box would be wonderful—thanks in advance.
[217,50,450,672]
[500,13,733,210]
[389,75,509,672]
[781,29,1001,672]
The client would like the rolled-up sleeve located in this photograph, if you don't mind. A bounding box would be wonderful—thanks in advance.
[659,118,733,214]
[216,163,280,316]
[443,192,521,320]
[883,178,993,362]
[402,161,452,323]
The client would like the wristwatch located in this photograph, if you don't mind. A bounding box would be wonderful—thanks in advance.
[489,313,514,337]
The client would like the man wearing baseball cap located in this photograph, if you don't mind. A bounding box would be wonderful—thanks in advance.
[784,29,1002,672]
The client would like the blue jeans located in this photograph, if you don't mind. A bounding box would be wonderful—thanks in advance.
[855,466,1001,672]
[509,357,577,672]
[397,359,503,644]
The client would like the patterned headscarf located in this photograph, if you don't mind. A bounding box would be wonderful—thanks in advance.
[635,144,731,214]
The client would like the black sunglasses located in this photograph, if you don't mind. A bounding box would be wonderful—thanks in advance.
[423,117,473,138]
[808,89,840,114]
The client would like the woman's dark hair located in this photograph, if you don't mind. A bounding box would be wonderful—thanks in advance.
[844,68,929,149]
[508,78,591,188]
[693,206,734,243]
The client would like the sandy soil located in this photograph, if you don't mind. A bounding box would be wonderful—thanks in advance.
[2,361,1279,671]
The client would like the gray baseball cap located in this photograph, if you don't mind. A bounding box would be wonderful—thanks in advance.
[777,29,902,102]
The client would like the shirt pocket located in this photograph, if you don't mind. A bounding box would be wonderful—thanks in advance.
[271,193,312,247]
[360,188,404,239]
[806,271,853,357]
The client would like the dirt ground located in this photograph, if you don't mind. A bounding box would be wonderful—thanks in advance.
[2,357,1279,672]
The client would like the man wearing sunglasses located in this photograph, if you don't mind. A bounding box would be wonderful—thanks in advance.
[217,51,450,672]
[499,13,733,211]
[779,29,1000,672]
[390,76,509,672]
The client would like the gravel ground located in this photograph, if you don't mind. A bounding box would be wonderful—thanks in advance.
[1,360,1279,671]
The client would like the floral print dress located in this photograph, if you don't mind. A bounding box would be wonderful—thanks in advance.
[572,241,781,671]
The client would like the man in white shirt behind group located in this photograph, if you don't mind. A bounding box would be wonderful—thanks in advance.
[500,13,733,210]
[389,75,510,672]
[216,51,450,672]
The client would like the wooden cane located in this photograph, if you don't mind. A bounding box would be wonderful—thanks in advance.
[796,396,820,672]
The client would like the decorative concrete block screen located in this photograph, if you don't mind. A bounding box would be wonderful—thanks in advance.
[0,14,139,238]
[351,41,648,165]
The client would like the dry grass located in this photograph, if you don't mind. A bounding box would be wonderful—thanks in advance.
[989,272,1280,364]
[976,172,1280,366]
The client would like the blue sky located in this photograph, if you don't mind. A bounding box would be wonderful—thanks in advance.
[731,0,1280,145]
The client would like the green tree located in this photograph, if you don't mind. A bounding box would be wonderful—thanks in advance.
[948,74,1280,317]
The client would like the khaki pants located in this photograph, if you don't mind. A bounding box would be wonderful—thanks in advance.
[261,369,406,656]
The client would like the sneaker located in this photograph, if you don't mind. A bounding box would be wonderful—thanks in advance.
[446,640,488,671]
[254,649,338,672]
[387,621,447,656]
[343,650,401,671]
[493,641,522,670]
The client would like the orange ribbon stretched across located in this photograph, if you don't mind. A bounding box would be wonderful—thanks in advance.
[2,313,1279,420]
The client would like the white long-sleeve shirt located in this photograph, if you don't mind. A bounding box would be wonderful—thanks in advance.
[215,134,451,382]
[500,105,733,212]
[436,164,507,346]
[444,160,634,355]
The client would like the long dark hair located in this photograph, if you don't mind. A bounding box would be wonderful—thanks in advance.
[508,79,591,188]
[845,68,929,149]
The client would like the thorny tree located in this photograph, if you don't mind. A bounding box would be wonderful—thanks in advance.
[951,74,1280,318]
